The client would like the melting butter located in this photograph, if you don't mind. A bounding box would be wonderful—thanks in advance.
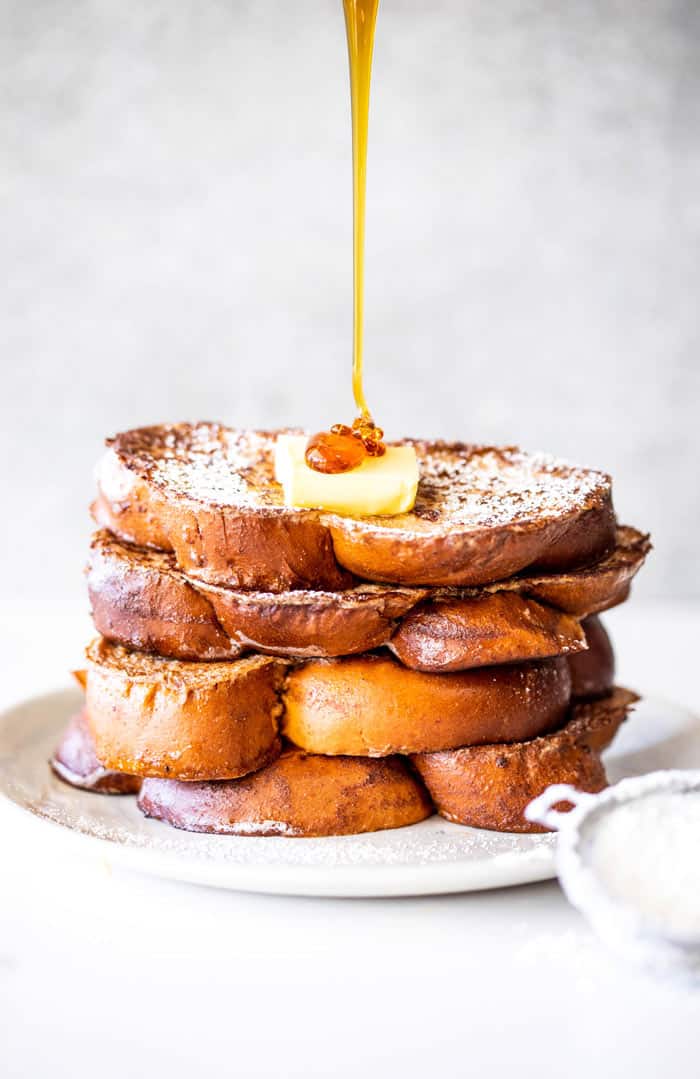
[274,435,418,516]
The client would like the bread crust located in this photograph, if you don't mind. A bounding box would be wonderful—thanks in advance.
[138,748,433,837]
[51,709,141,794]
[87,530,424,661]
[86,527,645,664]
[87,532,240,661]
[84,639,285,780]
[92,426,352,591]
[506,525,650,616]
[389,592,585,672]
[568,615,615,699]
[94,424,616,590]
[412,687,638,832]
[329,502,614,588]
[282,655,572,756]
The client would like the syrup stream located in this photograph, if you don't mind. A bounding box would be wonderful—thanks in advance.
[343,0,380,419]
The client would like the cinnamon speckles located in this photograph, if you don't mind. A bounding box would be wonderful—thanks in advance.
[107,425,611,528]
[410,443,610,531]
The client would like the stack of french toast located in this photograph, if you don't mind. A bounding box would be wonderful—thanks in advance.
[51,423,650,836]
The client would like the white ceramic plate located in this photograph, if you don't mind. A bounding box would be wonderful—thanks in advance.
[0,687,698,897]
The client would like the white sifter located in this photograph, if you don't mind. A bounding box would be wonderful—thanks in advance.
[526,770,700,981]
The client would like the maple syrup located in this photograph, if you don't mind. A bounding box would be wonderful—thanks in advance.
[343,0,379,421]
[306,0,383,475]
[305,431,366,474]
[305,417,386,474]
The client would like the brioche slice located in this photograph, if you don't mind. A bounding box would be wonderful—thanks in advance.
[389,592,585,673]
[88,532,241,661]
[86,526,645,664]
[568,615,615,699]
[84,639,284,780]
[138,748,433,837]
[93,426,352,592]
[93,424,616,590]
[412,687,638,833]
[389,603,615,684]
[51,709,141,794]
[283,655,571,756]
[87,530,423,661]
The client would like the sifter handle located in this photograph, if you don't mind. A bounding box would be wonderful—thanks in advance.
[525,784,597,831]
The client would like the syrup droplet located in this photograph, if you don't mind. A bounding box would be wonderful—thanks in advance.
[305,431,367,474]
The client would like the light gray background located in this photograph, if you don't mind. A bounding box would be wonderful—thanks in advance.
[2,0,698,610]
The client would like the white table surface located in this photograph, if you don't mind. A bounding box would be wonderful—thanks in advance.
[2,601,699,1079]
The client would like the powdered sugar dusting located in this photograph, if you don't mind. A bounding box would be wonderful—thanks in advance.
[113,425,290,509]
[25,784,556,869]
[586,791,700,938]
[85,638,280,687]
[109,425,610,531]
[359,443,610,533]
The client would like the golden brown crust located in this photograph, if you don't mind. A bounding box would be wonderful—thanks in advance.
[326,439,616,585]
[389,592,586,672]
[199,580,423,659]
[87,532,241,661]
[329,499,615,588]
[508,525,651,616]
[50,710,141,794]
[94,424,616,590]
[138,748,434,837]
[282,655,572,756]
[412,687,638,833]
[86,527,644,665]
[87,530,424,661]
[92,426,352,591]
[568,616,615,699]
[84,639,285,780]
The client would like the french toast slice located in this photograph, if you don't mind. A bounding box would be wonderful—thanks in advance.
[412,687,638,833]
[138,748,433,837]
[87,530,424,661]
[388,592,586,672]
[86,526,646,664]
[282,655,572,756]
[84,639,285,780]
[51,709,141,794]
[87,532,241,661]
[93,423,616,590]
[567,615,615,699]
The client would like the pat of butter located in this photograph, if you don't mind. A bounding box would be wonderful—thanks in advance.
[274,435,419,516]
